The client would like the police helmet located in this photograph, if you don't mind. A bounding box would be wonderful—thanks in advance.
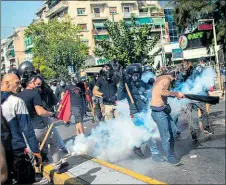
[18,60,35,75]
[143,65,154,73]
[126,63,142,75]
[8,68,20,79]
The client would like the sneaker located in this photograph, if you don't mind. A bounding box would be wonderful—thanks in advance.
[55,162,69,174]
[152,154,166,162]
[167,158,183,166]
[133,147,144,157]
[204,126,214,135]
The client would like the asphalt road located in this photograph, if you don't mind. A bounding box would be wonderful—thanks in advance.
[56,100,225,184]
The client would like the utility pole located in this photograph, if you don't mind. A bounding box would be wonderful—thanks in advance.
[160,24,166,66]
[198,19,222,90]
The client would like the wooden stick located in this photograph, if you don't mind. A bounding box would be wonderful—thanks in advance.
[39,120,55,151]
[125,83,135,104]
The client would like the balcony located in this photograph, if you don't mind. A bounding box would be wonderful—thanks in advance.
[46,1,68,18]
[150,12,164,17]
[123,12,137,18]
[92,29,108,35]
[139,12,149,17]
[92,13,107,20]
[6,48,15,60]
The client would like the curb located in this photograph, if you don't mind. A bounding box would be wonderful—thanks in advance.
[43,155,167,184]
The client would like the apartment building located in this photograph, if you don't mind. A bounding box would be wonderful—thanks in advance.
[1,27,27,73]
[35,0,166,66]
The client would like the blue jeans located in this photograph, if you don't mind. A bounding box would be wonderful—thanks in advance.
[132,111,160,155]
[151,110,177,160]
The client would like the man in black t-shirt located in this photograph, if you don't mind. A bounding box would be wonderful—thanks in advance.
[62,81,85,135]
[89,73,103,121]
[18,75,69,174]
[93,65,119,121]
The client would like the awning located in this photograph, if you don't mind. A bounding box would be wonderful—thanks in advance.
[137,17,152,25]
[94,35,109,40]
[82,67,102,73]
[151,17,165,25]
[93,22,105,29]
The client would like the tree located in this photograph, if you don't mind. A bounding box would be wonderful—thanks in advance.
[94,17,160,67]
[170,0,226,61]
[32,56,55,80]
[25,17,89,78]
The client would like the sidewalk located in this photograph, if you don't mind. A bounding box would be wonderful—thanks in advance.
[43,155,167,184]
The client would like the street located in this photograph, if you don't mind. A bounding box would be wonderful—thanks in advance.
[55,100,225,184]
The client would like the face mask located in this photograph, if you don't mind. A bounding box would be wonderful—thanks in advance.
[34,86,42,92]
[104,70,113,81]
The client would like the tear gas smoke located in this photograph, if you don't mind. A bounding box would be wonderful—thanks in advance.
[66,67,216,163]
[66,100,160,163]
[170,66,216,116]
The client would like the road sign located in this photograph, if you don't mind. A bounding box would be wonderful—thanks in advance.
[198,23,213,31]
[172,48,183,59]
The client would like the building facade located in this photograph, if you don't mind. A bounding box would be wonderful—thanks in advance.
[34,0,166,67]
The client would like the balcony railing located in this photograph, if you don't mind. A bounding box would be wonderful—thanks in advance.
[123,12,137,18]
[46,1,68,18]
[92,29,108,35]
[139,12,149,17]
[92,13,107,19]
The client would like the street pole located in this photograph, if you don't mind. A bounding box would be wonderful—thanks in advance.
[198,19,222,90]
[160,24,166,66]
[212,19,222,90]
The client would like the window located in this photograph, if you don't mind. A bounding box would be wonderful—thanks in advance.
[77,8,86,15]
[94,8,100,14]
[109,7,117,14]
[78,24,87,31]
[123,7,130,13]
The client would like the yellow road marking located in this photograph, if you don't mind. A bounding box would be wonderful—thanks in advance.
[43,164,82,184]
[84,155,167,184]
[43,155,167,184]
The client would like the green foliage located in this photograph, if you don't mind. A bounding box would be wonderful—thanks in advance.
[32,56,55,79]
[25,17,89,78]
[94,17,160,67]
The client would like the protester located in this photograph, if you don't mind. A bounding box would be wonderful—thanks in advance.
[150,69,185,166]
[17,75,69,174]
[89,73,103,121]
[117,63,165,161]
[93,64,120,121]
[55,80,67,103]
[62,78,86,135]
[220,63,226,98]
[1,73,41,183]
[50,79,58,95]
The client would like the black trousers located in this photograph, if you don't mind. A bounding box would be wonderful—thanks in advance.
[13,148,36,184]
[4,149,14,184]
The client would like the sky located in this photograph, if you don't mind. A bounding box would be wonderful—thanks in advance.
[1,0,168,39]
[1,1,42,39]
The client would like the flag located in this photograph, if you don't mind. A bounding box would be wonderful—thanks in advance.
[57,90,71,123]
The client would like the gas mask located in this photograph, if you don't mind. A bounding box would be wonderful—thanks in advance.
[131,72,141,87]
[103,69,114,81]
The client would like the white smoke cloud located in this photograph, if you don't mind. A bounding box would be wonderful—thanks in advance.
[66,100,160,163]
[169,66,216,116]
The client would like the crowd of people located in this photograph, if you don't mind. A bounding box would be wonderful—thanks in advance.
[0,57,223,184]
